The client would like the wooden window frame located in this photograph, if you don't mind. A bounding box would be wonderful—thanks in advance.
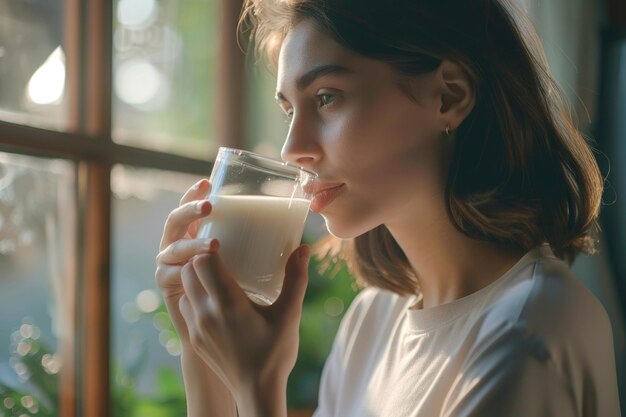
[0,0,245,416]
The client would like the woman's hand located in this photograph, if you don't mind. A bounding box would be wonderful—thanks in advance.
[155,179,238,417]
[155,178,216,343]
[179,244,311,417]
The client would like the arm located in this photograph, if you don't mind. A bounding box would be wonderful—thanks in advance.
[156,179,237,417]
[181,346,237,416]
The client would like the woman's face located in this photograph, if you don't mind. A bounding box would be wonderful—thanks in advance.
[277,20,453,238]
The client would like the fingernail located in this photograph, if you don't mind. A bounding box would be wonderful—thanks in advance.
[201,238,219,252]
[193,179,208,191]
[196,200,210,214]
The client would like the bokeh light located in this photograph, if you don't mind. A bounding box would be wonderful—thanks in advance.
[117,0,157,27]
[114,59,165,107]
[16,341,31,356]
[26,46,66,105]
[3,397,15,409]
[165,338,181,356]
[41,353,61,375]
[121,302,141,323]
[136,289,160,313]
[324,297,345,317]
[19,396,34,409]
[152,311,171,331]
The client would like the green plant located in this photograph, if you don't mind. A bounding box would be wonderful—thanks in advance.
[288,255,360,409]
[112,360,186,417]
[0,325,57,416]
[0,319,187,417]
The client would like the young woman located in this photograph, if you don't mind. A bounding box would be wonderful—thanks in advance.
[155,0,621,415]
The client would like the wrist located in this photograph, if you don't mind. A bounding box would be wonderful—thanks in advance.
[236,373,288,417]
[179,351,237,417]
[180,346,204,370]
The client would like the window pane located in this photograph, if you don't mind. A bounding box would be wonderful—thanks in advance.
[112,0,217,160]
[111,165,201,416]
[0,1,68,130]
[0,153,75,415]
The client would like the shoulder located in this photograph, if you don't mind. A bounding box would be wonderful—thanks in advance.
[444,252,619,416]
[457,253,618,412]
[528,256,610,329]
[480,253,612,346]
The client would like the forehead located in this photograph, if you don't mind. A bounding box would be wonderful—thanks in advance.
[277,20,370,88]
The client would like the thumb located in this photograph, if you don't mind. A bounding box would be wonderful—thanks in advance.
[274,245,311,314]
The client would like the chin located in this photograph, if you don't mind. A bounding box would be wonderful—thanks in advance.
[322,213,375,240]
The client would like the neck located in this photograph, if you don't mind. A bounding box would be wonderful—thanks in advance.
[386,207,526,309]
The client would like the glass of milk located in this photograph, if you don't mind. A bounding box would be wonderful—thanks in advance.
[197,147,317,305]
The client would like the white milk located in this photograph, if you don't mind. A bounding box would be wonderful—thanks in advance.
[197,195,310,305]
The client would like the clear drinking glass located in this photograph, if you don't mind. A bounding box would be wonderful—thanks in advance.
[197,148,317,305]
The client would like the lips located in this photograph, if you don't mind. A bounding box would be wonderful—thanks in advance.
[308,182,345,213]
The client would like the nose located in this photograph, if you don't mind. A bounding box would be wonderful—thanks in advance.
[280,113,323,168]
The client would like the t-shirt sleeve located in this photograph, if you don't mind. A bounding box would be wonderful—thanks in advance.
[441,322,578,417]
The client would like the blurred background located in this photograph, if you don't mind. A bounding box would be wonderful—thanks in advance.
[0,0,624,416]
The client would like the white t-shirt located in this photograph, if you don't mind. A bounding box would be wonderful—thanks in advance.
[313,244,621,417]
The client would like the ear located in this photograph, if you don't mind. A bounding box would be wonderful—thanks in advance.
[437,60,476,131]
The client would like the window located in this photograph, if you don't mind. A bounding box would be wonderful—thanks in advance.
[0,1,356,416]
[0,1,243,416]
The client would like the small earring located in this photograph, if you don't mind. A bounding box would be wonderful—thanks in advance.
[445,125,452,136]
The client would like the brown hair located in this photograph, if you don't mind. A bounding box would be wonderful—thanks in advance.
[240,0,604,296]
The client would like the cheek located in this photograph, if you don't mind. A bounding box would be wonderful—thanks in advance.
[339,105,440,185]
[317,97,448,237]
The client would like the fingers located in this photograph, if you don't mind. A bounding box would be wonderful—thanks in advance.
[178,293,196,341]
[179,257,240,374]
[155,262,183,292]
[177,293,232,387]
[181,262,214,316]
[274,245,311,314]
[192,249,248,311]
[157,238,219,294]
[180,178,211,206]
[160,198,212,251]
[182,179,211,238]
[159,179,210,251]
[179,264,220,352]
[157,238,219,266]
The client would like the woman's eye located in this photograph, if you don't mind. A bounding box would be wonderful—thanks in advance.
[318,93,336,107]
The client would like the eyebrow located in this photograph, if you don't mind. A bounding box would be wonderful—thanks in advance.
[276,64,354,101]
